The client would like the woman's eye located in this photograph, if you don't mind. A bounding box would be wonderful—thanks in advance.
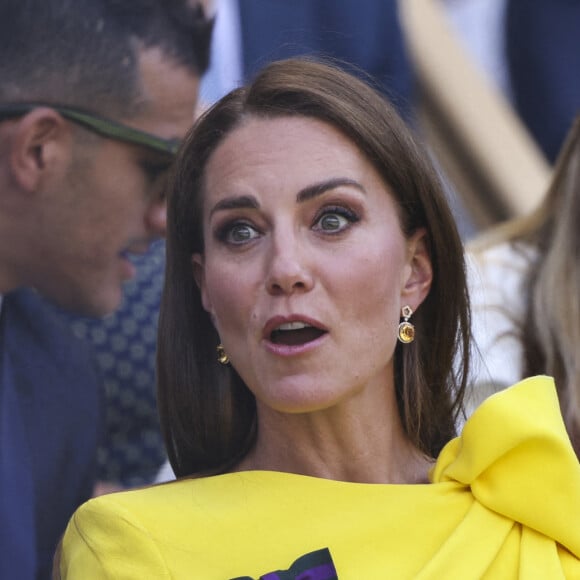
[314,208,358,233]
[319,214,346,231]
[221,222,260,244]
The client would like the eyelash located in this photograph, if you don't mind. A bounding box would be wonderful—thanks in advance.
[216,220,261,245]
[215,204,360,246]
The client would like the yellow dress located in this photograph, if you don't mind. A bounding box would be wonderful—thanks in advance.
[57,376,580,579]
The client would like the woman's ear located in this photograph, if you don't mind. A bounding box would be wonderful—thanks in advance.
[192,253,213,314]
[401,228,432,309]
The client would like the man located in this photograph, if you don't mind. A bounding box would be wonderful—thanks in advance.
[0,0,212,577]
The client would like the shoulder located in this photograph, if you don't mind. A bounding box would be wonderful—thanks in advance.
[2,287,102,470]
[58,483,179,578]
[58,476,246,578]
[434,376,580,558]
[3,288,98,371]
[2,288,101,417]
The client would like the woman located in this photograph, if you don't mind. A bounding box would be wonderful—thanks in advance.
[467,115,580,455]
[56,59,580,578]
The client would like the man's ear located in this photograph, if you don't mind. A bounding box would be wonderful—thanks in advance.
[9,108,73,192]
[401,228,433,310]
[192,252,213,315]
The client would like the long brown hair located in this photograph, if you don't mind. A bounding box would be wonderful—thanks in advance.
[157,58,471,477]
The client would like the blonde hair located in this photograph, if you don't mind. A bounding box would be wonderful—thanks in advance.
[470,115,580,451]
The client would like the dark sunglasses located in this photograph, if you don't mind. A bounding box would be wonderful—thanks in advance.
[0,103,181,156]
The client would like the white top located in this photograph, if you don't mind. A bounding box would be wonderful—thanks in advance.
[466,241,536,416]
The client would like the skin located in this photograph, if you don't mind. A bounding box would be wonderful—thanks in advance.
[194,116,434,484]
[0,46,200,316]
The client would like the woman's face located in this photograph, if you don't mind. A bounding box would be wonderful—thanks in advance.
[193,116,431,414]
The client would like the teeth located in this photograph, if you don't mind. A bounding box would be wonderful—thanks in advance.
[276,321,311,331]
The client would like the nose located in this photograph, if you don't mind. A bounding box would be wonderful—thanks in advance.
[145,198,167,237]
[265,237,314,296]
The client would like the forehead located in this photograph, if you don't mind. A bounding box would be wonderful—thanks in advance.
[204,115,381,194]
[122,46,201,141]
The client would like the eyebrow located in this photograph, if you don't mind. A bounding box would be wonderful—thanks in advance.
[296,177,366,202]
[209,195,259,218]
[208,177,366,218]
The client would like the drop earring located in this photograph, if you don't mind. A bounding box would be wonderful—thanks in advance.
[397,306,415,344]
[216,343,230,365]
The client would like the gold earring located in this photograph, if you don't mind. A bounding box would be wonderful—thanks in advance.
[216,344,230,365]
[397,305,415,344]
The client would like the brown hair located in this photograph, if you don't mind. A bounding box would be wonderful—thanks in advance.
[158,58,471,477]
[0,0,213,118]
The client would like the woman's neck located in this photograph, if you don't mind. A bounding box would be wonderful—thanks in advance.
[235,390,433,485]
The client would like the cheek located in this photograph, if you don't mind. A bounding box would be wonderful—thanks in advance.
[97,161,149,213]
[203,264,252,330]
[341,245,405,326]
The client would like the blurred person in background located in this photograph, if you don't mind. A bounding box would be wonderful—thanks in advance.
[467,115,580,456]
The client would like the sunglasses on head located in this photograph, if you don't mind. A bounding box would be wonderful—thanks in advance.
[0,102,181,156]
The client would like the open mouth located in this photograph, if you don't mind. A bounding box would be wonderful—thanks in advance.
[270,321,327,346]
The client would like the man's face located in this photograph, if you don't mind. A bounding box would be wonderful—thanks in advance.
[32,47,200,316]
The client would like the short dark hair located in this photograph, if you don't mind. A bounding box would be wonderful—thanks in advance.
[0,0,213,118]
[158,58,471,477]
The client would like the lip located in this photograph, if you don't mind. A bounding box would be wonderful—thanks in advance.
[262,314,328,357]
